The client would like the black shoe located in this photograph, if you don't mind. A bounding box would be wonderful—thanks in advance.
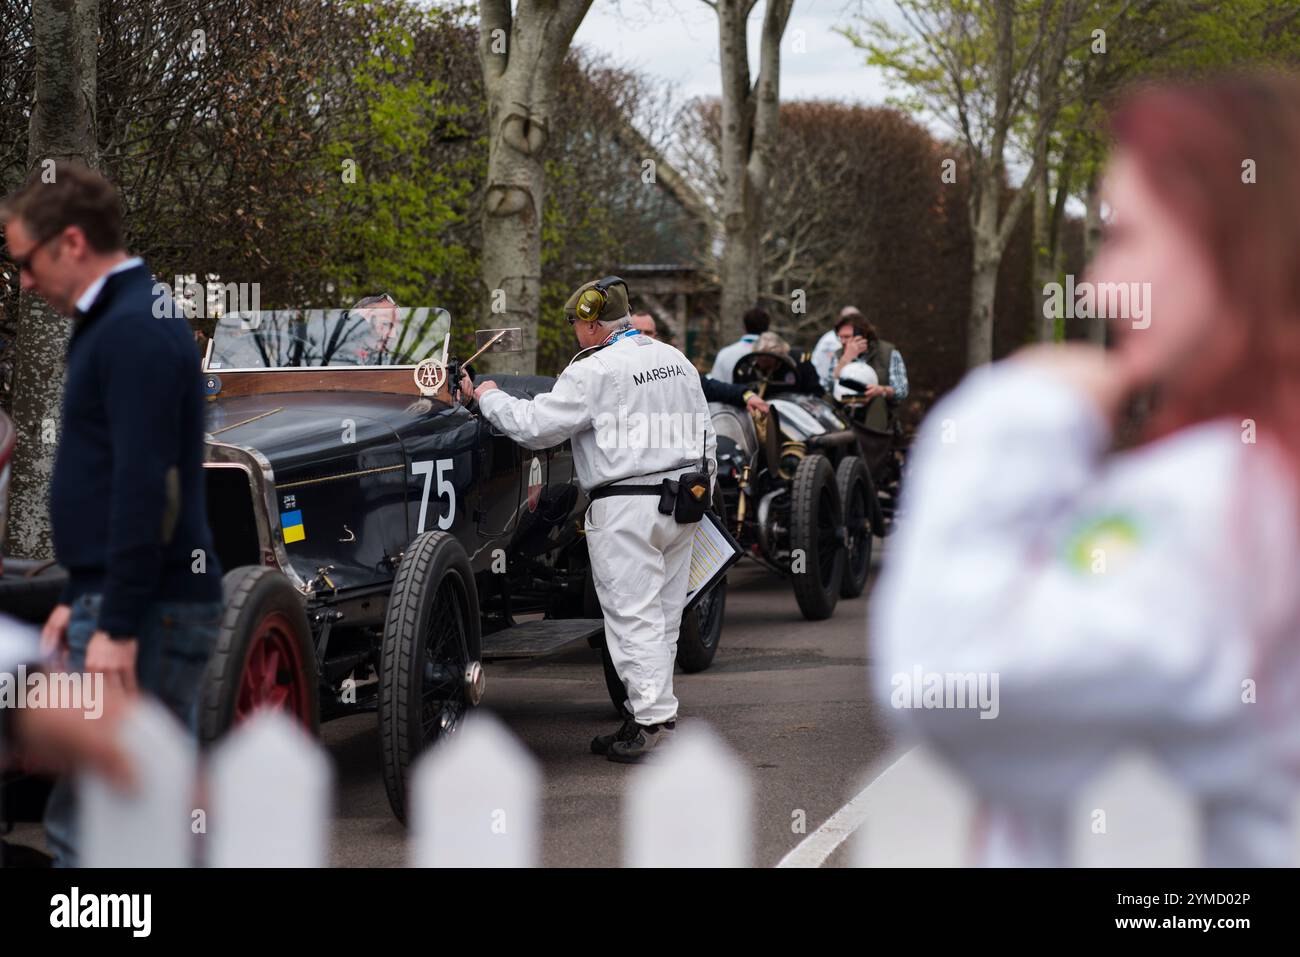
[591,716,642,755]
[607,719,677,764]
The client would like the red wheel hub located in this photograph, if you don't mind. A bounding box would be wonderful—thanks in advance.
[235,611,308,724]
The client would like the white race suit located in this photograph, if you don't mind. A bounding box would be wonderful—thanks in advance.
[477,329,717,725]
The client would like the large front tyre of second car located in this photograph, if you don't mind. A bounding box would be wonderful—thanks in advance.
[789,453,845,621]
[379,531,483,824]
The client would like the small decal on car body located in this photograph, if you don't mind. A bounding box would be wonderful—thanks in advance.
[281,509,306,543]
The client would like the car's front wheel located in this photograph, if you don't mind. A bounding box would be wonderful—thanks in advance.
[789,453,844,621]
[199,566,319,746]
[379,531,482,824]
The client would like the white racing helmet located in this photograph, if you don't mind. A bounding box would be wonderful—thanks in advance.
[833,360,879,402]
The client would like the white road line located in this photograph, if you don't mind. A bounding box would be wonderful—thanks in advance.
[775,748,912,868]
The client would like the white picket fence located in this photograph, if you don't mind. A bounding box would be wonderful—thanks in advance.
[77,701,1300,866]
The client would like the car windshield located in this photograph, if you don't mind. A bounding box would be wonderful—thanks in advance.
[205,307,451,370]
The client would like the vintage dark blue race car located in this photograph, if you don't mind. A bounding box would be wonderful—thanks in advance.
[199,307,726,820]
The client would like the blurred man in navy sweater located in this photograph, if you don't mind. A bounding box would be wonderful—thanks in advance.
[2,161,222,865]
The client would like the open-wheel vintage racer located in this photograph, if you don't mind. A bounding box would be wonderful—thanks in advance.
[198,305,726,821]
[710,349,893,621]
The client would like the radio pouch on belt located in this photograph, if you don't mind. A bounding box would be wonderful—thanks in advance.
[660,470,709,524]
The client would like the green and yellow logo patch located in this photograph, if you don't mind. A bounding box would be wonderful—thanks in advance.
[1065,514,1141,576]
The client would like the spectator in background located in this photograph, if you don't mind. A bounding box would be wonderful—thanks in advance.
[872,73,1300,866]
[632,312,768,414]
[822,309,909,406]
[1,161,222,866]
[811,305,859,384]
[710,304,770,383]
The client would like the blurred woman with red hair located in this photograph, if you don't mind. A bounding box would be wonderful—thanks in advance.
[873,72,1300,866]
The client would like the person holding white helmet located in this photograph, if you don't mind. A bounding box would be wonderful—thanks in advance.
[461,277,716,762]
[831,360,879,402]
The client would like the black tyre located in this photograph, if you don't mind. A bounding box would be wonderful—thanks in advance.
[836,456,874,599]
[676,493,728,673]
[789,454,844,621]
[199,566,319,746]
[379,531,482,824]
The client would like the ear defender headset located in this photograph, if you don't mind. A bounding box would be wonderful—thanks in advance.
[570,275,628,324]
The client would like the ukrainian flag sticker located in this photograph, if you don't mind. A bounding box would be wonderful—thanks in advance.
[281,509,306,544]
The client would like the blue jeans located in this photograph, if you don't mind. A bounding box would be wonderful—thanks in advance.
[43,593,221,867]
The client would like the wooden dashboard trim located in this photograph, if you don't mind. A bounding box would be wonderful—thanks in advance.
[206,367,450,403]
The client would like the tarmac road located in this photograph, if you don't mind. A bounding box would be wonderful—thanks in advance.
[326,549,894,867]
[5,548,894,868]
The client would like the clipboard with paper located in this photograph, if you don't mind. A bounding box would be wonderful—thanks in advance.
[683,509,744,612]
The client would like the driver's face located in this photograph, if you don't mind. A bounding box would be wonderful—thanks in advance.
[359,304,398,345]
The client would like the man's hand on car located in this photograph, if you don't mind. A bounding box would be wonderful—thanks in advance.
[85,631,139,694]
[41,603,71,667]
[745,393,770,414]
[457,369,499,404]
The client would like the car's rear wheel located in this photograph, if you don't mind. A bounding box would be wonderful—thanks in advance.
[379,531,482,824]
[836,455,874,598]
[789,453,844,621]
[199,566,319,746]
[676,492,728,673]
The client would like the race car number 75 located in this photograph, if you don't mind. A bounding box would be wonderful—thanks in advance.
[412,458,454,533]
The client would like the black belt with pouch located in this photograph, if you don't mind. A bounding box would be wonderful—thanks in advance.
[589,466,711,524]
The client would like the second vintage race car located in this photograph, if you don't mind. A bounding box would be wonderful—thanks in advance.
[198,305,726,820]
[710,349,896,621]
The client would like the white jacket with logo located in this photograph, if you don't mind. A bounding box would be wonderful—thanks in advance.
[871,362,1300,866]
[477,331,717,492]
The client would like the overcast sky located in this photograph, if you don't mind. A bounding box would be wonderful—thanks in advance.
[572,0,897,107]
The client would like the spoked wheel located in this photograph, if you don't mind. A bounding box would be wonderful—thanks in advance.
[836,456,874,599]
[789,454,844,621]
[379,531,483,824]
[200,566,319,745]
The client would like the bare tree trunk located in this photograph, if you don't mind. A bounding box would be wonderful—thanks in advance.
[6,0,97,559]
[968,214,1001,368]
[1083,169,1106,346]
[1032,164,1055,343]
[478,0,591,374]
[961,0,1082,367]
[713,0,793,344]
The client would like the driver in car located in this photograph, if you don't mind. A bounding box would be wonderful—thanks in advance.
[349,292,401,364]
[460,277,716,764]
[746,332,825,395]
